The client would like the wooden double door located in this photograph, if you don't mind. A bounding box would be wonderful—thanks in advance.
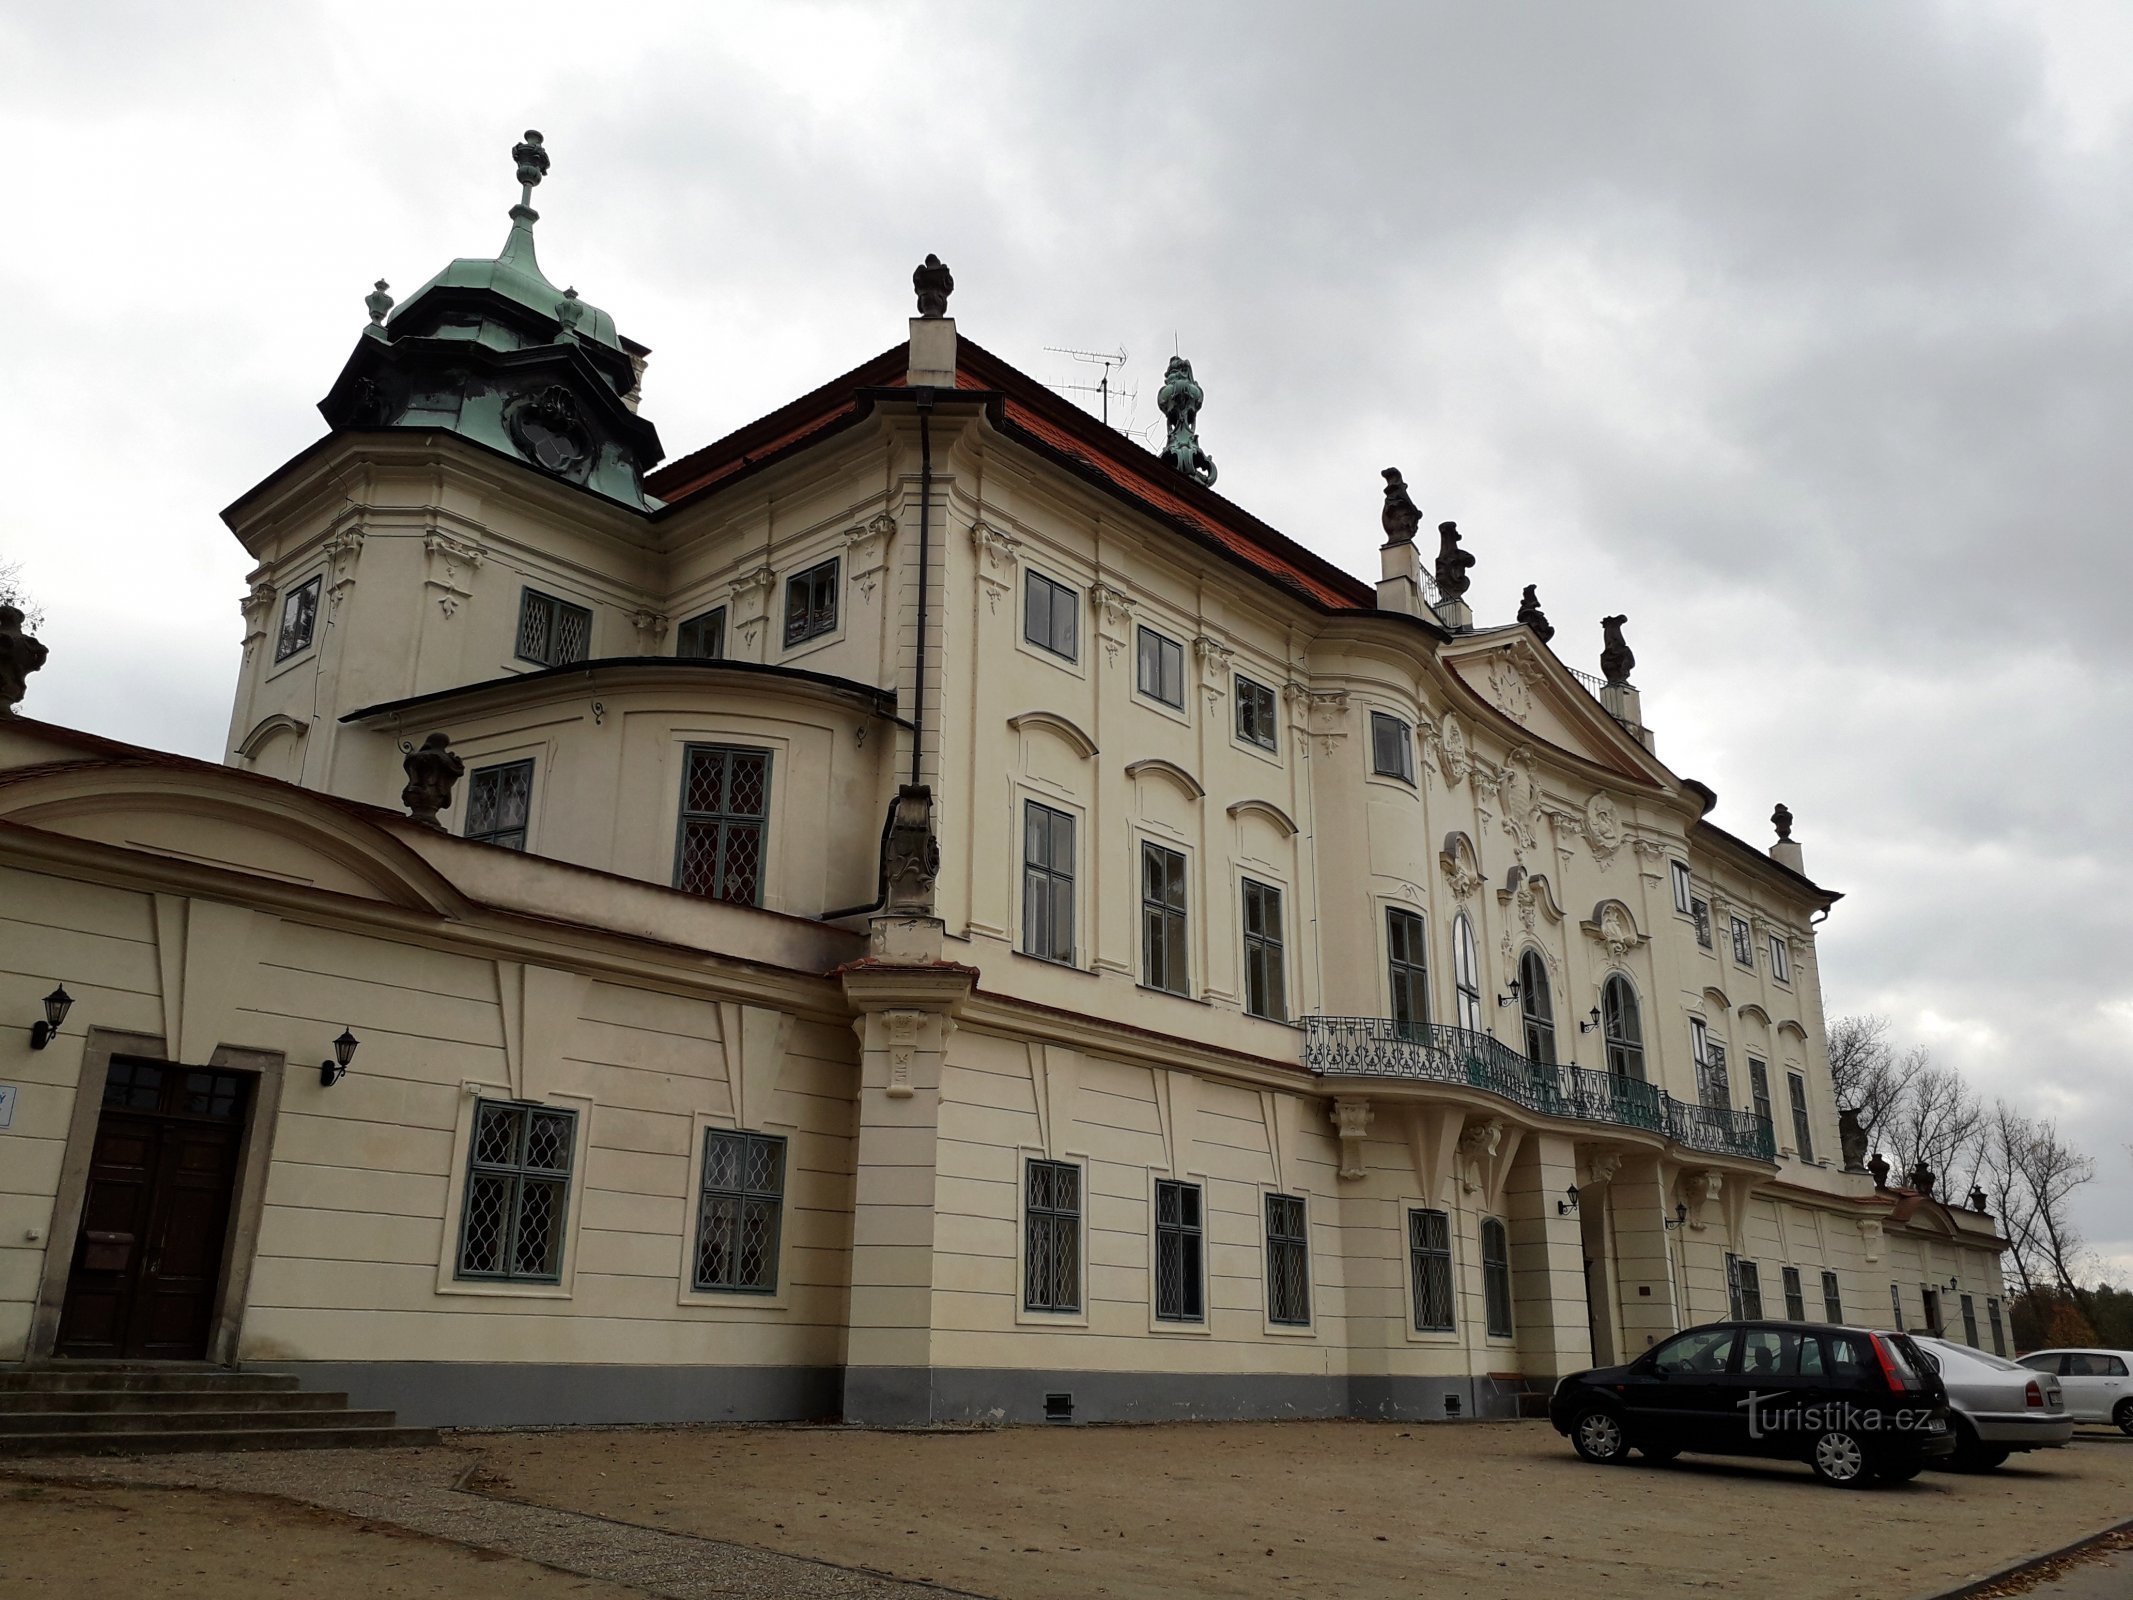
[55,1059,249,1361]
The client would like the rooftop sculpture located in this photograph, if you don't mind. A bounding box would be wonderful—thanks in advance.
[1380,468,1422,544]
[0,605,47,717]
[1432,521,1474,602]
[1157,357,1217,486]
[1772,802,1794,843]
[1600,614,1635,687]
[1517,584,1554,642]
[913,255,954,319]
[401,732,465,830]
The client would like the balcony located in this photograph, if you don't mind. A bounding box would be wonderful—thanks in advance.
[1302,1017,1777,1164]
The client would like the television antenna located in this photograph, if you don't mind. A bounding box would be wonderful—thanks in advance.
[1042,345,1142,435]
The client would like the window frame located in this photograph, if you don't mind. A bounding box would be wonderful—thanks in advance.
[1139,839,1190,996]
[1601,975,1644,1081]
[1670,859,1693,916]
[454,1098,579,1285]
[1726,1253,1765,1320]
[1481,1215,1514,1339]
[1768,933,1791,983]
[1960,1292,1979,1348]
[1386,906,1430,1037]
[1787,1071,1815,1163]
[676,606,726,659]
[1408,1207,1457,1334]
[673,743,772,907]
[1690,897,1713,950]
[1153,1177,1205,1324]
[1233,673,1278,752]
[782,556,840,649]
[1023,569,1079,662]
[1452,913,1483,1032]
[1369,710,1415,784]
[1782,1264,1806,1322]
[1889,1282,1906,1331]
[1264,1191,1312,1328]
[464,758,536,851]
[1241,877,1288,1022]
[1730,915,1755,968]
[1747,1057,1773,1129]
[691,1128,786,1295]
[1986,1297,2005,1356]
[1518,949,1554,1063]
[1021,799,1078,965]
[515,587,594,668]
[1135,624,1186,710]
[1822,1268,1844,1324]
[273,573,323,664]
[1022,1157,1083,1315]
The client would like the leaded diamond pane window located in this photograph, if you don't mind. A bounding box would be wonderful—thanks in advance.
[1235,675,1277,751]
[516,588,592,667]
[675,744,771,906]
[1482,1216,1513,1337]
[1265,1193,1310,1326]
[1024,571,1077,661]
[1369,711,1414,782]
[677,607,725,659]
[1024,1159,1081,1313]
[784,558,839,647]
[1409,1208,1455,1332]
[1136,626,1185,708]
[1691,897,1713,949]
[457,1099,576,1284]
[1154,1178,1203,1322]
[465,759,534,850]
[1242,879,1286,1022]
[694,1129,785,1293]
[275,575,321,663]
[1141,841,1189,995]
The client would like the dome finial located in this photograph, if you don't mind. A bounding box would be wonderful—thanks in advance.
[365,279,393,327]
[510,130,548,227]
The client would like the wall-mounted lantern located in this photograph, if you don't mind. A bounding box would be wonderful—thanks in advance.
[1578,1006,1602,1035]
[29,985,73,1050]
[1496,979,1521,1009]
[1663,1202,1689,1231]
[1557,1184,1581,1217]
[319,1027,360,1087]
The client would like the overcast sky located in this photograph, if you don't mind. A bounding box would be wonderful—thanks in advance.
[6,2,2129,1277]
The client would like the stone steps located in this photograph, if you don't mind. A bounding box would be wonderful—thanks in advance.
[0,1364,436,1457]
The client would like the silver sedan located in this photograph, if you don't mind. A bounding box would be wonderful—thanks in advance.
[1910,1335,2074,1470]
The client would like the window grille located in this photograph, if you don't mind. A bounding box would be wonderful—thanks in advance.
[1783,1265,1806,1321]
[1921,1285,1944,1336]
[1409,1208,1455,1332]
[1670,860,1693,915]
[694,1128,784,1292]
[783,558,839,646]
[675,745,770,905]
[1481,1216,1513,1337]
[1726,1252,1744,1319]
[1265,1193,1311,1326]
[1234,675,1277,750]
[1024,571,1078,660]
[1731,916,1755,967]
[1889,1282,1905,1331]
[1140,841,1189,995]
[465,760,534,850]
[516,588,592,667]
[1386,908,1429,1038]
[1960,1292,1979,1348]
[1788,1072,1815,1163]
[457,1099,576,1283]
[1769,934,1790,982]
[275,575,322,662]
[1242,879,1286,1021]
[1021,801,1076,963]
[1602,975,1644,1080]
[1024,1159,1081,1313]
[1748,1058,1773,1128]
[1518,950,1554,1063]
[1691,897,1713,949]
[1733,1256,1764,1319]
[676,607,725,659]
[1987,1297,2005,1356]
[1136,626,1185,707]
[1452,914,1482,1032]
[1369,711,1414,782]
[1154,1179,1203,1322]
[1822,1269,1843,1323]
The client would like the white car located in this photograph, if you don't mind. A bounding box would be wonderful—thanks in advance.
[2016,1348,2133,1434]
[1910,1336,2073,1469]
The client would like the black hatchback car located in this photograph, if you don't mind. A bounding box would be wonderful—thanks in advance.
[1550,1321,1955,1487]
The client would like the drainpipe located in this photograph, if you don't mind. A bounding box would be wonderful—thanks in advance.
[911,388,934,790]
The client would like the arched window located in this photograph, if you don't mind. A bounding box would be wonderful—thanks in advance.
[1602,974,1643,1081]
[1453,914,1483,1032]
[1519,950,1554,1064]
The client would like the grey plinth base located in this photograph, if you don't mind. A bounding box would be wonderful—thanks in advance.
[253,1362,842,1429]
[845,1367,1526,1427]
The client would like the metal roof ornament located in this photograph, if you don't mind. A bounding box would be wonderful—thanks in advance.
[913,254,954,318]
[1432,521,1475,601]
[511,130,549,219]
[365,279,394,327]
[1157,356,1217,487]
[555,286,585,336]
[1381,468,1422,544]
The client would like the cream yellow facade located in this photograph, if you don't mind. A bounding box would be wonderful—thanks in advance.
[0,191,2007,1424]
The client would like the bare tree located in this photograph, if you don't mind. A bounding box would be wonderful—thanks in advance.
[1826,1014,1925,1157]
[1887,1060,1985,1198]
[1983,1102,2096,1304]
[0,560,43,631]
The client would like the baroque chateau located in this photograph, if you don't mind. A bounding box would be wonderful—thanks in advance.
[0,134,2007,1427]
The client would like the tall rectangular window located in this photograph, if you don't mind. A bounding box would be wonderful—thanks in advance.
[1140,842,1189,995]
[1747,1058,1773,1129]
[1482,1216,1513,1337]
[1987,1297,2005,1356]
[676,607,725,659]
[1024,1159,1081,1313]
[783,557,839,646]
[1265,1193,1310,1326]
[457,1099,576,1283]
[1769,934,1791,982]
[1693,1019,1730,1109]
[1889,1282,1905,1331]
[1369,711,1414,782]
[1670,859,1693,915]
[1021,801,1076,963]
[516,588,592,667]
[1024,570,1077,661]
[693,1129,784,1293]
[1822,1269,1844,1323]
[1136,626,1185,707]
[1691,898,1713,950]
[1782,1265,1806,1322]
[1387,907,1429,1037]
[675,744,770,905]
[1409,1208,1455,1332]
[1788,1072,1815,1163]
[1154,1179,1203,1323]
[465,759,534,850]
[1241,878,1286,1021]
[1960,1293,1979,1348]
[1734,1256,1765,1320]
[1234,675,1278,751]
[275,575,322,662]
[1731,916,1755,967]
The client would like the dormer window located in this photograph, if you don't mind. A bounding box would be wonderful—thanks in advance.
[516,589,591,667]
[274,575,321,663]
[784,558,839,648]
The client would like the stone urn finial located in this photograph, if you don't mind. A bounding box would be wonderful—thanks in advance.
[0,604,48,717]
[1867,1150,1891,1190]
[401,732,465,830]
[1908,1160,1935,1197]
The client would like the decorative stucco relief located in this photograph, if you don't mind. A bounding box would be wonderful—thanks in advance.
[1089,581,1136,664]
[844,512,896,601]
[970,519,1021,613]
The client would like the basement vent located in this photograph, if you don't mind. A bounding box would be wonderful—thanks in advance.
[1044,1392,1074,1423]
[1443,1394,1462,1418]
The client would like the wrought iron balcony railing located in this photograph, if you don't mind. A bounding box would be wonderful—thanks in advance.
[1302,1016,1777,1164]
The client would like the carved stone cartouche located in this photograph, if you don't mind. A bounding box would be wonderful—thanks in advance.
[913,254,954,319]
[1600,614,1635,687]
[1381,468,1422,544]
[1516,583,1554,642]
[1432,521,1475,601]
[1156,356,1217,487]
[882,784,942,915]
[401,731,465,830]
[0,605,48,717]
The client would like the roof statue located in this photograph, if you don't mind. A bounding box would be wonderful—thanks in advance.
[1772,802,1794,843]
[1517,583,1554,642]
[0,604,48,717]
[1600,614,1635,687]
[913,255,954,319]
[401,732,464,830]
[365,280,393,327]
[1432,521,1474,602]
[1157,356,1217,487]
[1380,468,1422,544]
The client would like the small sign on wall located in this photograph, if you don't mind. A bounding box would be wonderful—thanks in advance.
[0,1084,16,1131]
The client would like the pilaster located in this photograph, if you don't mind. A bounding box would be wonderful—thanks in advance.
[1504,1130,1591,1381]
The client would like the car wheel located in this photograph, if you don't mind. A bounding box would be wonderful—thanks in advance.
[1639,1444,1680,1464]
[2115,1399,2133,1438]
[1809,1429,1872,1488]
[1571,1408,1630,1465]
